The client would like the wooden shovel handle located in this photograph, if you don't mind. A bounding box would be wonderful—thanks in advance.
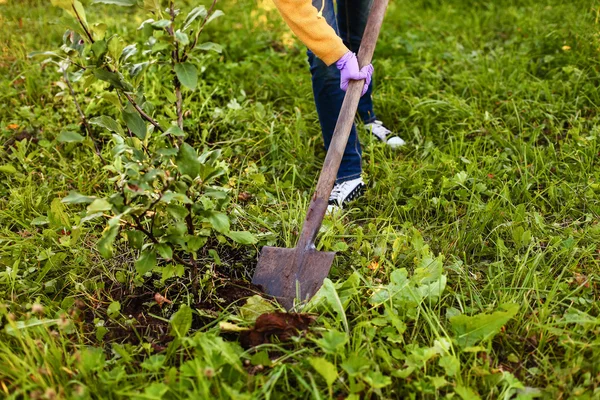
[296,0,389,251]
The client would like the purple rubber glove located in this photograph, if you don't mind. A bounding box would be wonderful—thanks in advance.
[335,51,373,97]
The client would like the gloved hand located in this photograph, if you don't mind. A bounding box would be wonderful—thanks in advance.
[336,51,373,97]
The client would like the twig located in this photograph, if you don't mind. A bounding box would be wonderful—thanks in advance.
[122,92,165,133]
[63,67,104,162]
[167,1,184,131]
[70,7,166,135]
[71,4,94,44]
[182,0,219,62]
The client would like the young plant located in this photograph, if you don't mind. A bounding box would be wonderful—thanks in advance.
[41,0,255,297]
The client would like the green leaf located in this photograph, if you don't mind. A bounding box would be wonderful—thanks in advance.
[332,241,348,252]
[143,383,169,398]
[239,295,276,323]
[0,164,16,174]
[370,268,409,305]
[108,35,125,60]
[31,216,49,226]
[151,19,171,29]
[319,278,349,333]
[89,115,124,135]
[79,347,106,374]
[50,0,73,11]
[96,326,108,341]
[175,30,189,46]
[174,62,198,90]
[186,236,206,252]
[107,301,121,317]
[163,125,186,137]
[197,42,222,53]
[92,22,108,40]
[161,264,184,281]
[183,6,207,31]
[176,143,200,178]
[143,0,160,12]
[341,355,370,377]
[126,230,144,250]
[121,44,138,61]
[62,191,96,204]
[170,305,192,337]
[135,249,157,275]
[122,109,147,139]
[155,243,173,260]
[91,0,136,5]
[250,350,272,367]
[93,68,132,91]
[364,370,392,389]
[455,385,481,400]
[57,131,85,143]
[412,253,444,285]
[160,191,193,204]
[207,212,230,234]
[205,10,224,25]
[141,354,166,372]
[450,304,519,348]
[49,198,70,229]
[51,0,88,26]
[91,39,108,58]
[226,231,257,245]
[166,204,189,220]
[98,224,119,259]
[87,199,112,213]
[308,357,338,387]
[73,0,87,25]
[439,355,460,377]
[316,330,348,354]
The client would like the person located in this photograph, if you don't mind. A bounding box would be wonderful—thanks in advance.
[272,0,405,211]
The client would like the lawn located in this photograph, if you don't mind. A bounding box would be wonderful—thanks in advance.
[1,0,599,398]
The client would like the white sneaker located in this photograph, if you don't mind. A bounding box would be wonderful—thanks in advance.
[365,120,406,148]
[327,177,366,212]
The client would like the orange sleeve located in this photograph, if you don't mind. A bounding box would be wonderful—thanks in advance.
[272,0,349,66]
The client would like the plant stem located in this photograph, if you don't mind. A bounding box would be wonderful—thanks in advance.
[167,1,184,131]
[63,67,104,162]
[71,7,166,135]
[71,4,94,44]
[182,0,219,62]
[122,92,165,133]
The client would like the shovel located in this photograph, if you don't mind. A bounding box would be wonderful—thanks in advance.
[252,0,389,310]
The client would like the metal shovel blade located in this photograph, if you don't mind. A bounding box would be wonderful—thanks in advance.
[252,246,335,310]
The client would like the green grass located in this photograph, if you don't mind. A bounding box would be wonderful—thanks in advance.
[1,0,600,398]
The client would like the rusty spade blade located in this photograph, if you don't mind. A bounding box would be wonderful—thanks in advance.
[252,0,389,310]
[252,197,335,310]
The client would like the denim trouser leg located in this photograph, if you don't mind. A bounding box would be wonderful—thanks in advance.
[338,0,376,124]
[308,0,361,183]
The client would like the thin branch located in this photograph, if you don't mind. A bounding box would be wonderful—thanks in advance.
[71,4,94,44]
[167,1,184,131]
[182,0,218,62]
[63,67,104,162]
[185,204,194,235]
[122,92,165,133]
[70,6,166,136]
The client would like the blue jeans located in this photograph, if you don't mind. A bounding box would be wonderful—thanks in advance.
[308,0,375,183]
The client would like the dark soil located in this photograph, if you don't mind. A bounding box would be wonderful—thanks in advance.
[78,274,264,348]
